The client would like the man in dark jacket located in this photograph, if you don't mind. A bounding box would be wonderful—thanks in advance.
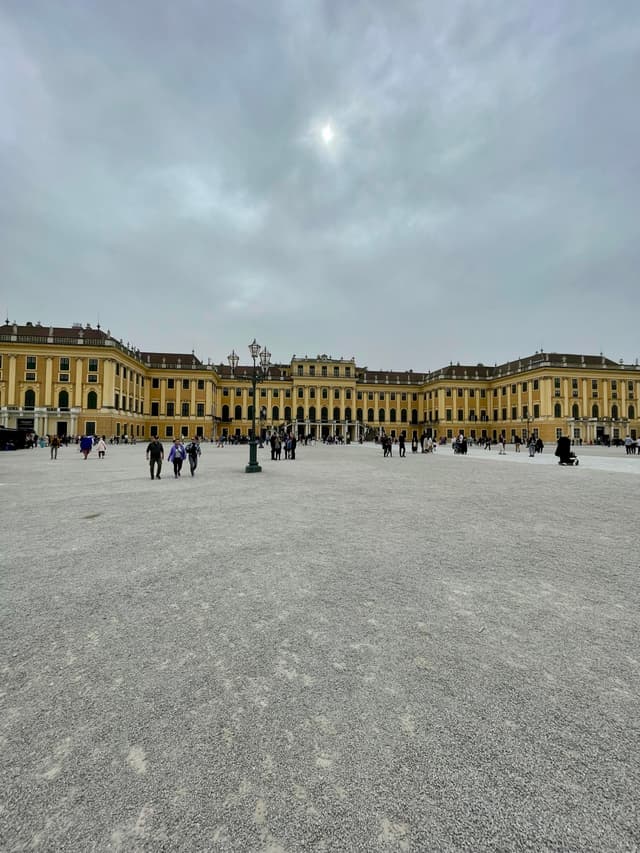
[146,437,164,479]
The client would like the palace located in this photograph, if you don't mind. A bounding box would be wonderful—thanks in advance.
[1,320,638,445]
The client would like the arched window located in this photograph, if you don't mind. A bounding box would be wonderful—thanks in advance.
[345,407,352,422]
[87,391,98,410]
[554,403,562,418]
[308,406,316,421]
[356,408,363,422]
[333,407,340,421]
[400,409,407,423]
[629,405,635,419]
[296,406,304,421]
[411,409,418,424]
[592,404,599,418]
[284,406,291,422]
[367,408,374,422]
[58,390,69,409]
[321,407,328,421]
[24,389,35,409]
[272,405,279,420]
[234,405,242,420]
[389,408,396,423]
[611,405,619,419]
[222,404,229,420]
[572,404,579,419]
[379,408,385,422]
[248,404,254,420]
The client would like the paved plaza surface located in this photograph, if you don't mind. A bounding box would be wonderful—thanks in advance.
[1,442,639,852]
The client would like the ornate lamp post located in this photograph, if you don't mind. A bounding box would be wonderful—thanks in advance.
[228,339,271,473]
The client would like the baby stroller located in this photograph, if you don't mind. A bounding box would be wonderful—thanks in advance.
[555,436,579,466]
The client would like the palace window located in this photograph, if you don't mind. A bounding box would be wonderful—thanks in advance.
[309,365,315,376]
[298,365,304,376]
[321,366,327,377]
[182,379,190,390]
[181,403,190,417]
[166,402,174,416]
[446,388,452,397]
[333,367,339,377]
[88,359,98,373]
[197,379,205,390]
[345,367,351,378]
[27,356,37,370]
[59,357,70,372]
[197,403,205,417]
[168,379,175,389]
[152,378,159,388]
[151,402,159,416]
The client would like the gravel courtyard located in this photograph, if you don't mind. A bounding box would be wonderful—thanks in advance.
[1,442,639,852]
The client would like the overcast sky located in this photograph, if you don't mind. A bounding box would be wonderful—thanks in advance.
[1,1,639,370]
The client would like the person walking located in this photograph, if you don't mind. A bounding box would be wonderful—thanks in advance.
[186,437,201,476]
[398,434,406,457]
[169,437,186,477]
[289,432,297,460]
[146,436,164,479]
[498,434,506,454]
[96,435,107,459]
[50,435,61,460]
[528,435,536,457]
[80,434,93,459]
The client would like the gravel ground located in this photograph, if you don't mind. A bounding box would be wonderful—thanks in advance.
[1,442,639,852]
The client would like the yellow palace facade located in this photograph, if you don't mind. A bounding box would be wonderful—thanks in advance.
[1,321,638,445]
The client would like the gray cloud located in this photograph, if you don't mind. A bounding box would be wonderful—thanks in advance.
[1,0,639,369]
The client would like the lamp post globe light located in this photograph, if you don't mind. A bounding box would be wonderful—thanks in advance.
[228,339,271,473]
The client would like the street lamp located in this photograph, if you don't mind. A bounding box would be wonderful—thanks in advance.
[521,415,534,438]
[228,339,271,473]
